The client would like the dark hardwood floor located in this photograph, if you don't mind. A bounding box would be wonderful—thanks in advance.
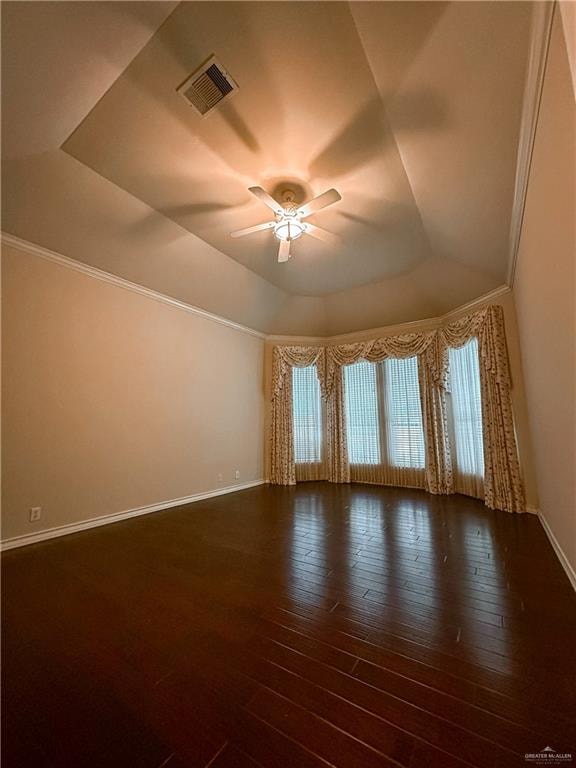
[3,482,576,767]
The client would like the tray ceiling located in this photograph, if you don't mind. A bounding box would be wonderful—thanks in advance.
[2,1,533,332]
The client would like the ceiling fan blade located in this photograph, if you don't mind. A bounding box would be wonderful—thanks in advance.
[248,186,284,215]
[303,223,340,245]
[297,188,342,218]
[278,239,291,262]
[230,221,275,238]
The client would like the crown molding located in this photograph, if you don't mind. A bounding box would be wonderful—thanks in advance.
[1,232,266,340]
[3,232,510,346]
[265,334,327,345]
[440,284,511,321]
[267,315,441,346]
[508,1,556,287]
[267,285,511,346]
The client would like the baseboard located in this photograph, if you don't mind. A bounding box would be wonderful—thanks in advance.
[538,510,576,592]
[525,505,540,515]
[0,480,267,551]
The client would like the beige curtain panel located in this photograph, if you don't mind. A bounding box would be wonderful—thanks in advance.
[269,304,526,514]
[325,365,349,484]
[419,339,454,496]
[270,346,326,485]
[441,306,525,513]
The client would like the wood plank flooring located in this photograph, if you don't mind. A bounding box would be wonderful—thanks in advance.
[2,482,575,767]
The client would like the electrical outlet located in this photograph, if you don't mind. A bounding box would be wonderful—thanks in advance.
[217,473,223,483]
[29,507,42,523]
[234,470,240,480]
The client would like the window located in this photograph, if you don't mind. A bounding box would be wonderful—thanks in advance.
[449,338,484,479]
[383,357,425,469]
[342,356,425,470]
[343,361,381,464]
[292,366,323,463]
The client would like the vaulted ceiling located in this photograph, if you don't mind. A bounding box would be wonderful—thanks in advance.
[2,1,534,335]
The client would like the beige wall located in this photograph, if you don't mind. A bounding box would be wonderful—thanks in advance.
[1,233,545,547]
[265,289,539,510]
[513,11,576,572]
[1,243,265,542]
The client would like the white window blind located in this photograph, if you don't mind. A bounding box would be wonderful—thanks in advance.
[383,357,425,469]
[343,361,381,465]
[449,338,484,483]
[292,365,323,463]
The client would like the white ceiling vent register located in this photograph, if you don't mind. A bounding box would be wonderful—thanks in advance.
[177,56,238,116]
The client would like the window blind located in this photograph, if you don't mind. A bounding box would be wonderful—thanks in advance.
[343,361,381,465]
[292,365,323,463]
[383,357,425,469]
[449,337,484,491]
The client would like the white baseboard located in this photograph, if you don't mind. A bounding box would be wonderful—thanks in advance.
[0,480,266,551]
[538,510,576,592]
[525,505,540,515]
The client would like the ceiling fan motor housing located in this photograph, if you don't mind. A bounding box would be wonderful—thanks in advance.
[272,182,307,206]
[230,183,341,258]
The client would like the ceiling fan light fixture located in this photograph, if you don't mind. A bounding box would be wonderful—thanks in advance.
[230,185,341,261]
[274,217,304,242]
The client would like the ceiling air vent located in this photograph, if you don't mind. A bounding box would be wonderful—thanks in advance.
[177,56,238,116]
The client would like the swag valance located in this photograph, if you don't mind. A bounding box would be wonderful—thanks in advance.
[269,305,525,514]
[272,345,326,400]
[441,305,512,388]
[324,331,443,396]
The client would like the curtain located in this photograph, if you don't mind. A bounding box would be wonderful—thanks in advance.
[448,338,484,499]
[270,364,295,485]
[270,304,525,514]
[441,306,525,513]
[270,346,326,485]
[418,343,453,495]
[478,308,525,513]
[326,364,349,483]
[324,331,439,489]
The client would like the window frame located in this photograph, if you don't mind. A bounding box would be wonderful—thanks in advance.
[343,359,383,466]
[291,364,324,466]
[447,336,485,497]
[342,356,425,473]
[381,356,426,471]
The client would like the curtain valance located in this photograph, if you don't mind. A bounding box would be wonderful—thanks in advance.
[441,306,490,349]
[272,307,511,401]
[325,331,440,395]
[271,345,326,400]
[441,305,511,389]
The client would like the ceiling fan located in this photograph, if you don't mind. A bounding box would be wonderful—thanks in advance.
[230,186,342,262]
